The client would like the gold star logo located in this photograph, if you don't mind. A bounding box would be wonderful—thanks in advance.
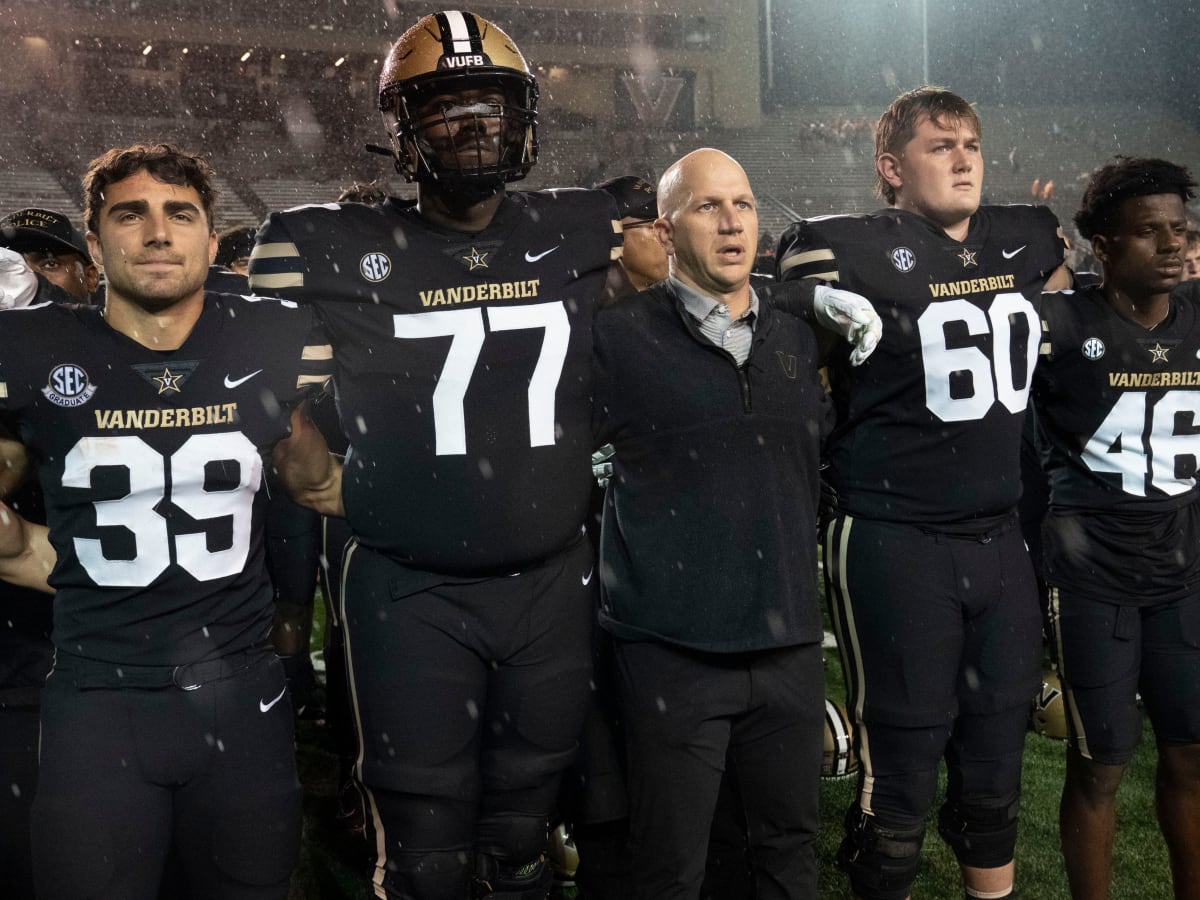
[152,368,183,394]
[462,247,489,271]
[1148,343,1171,363]
[957,247,977,267]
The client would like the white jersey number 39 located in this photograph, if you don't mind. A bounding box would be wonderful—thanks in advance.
[63,432,260,586]
[918,294,1041,422]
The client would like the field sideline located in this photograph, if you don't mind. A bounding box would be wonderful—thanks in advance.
[289,600,1174,900]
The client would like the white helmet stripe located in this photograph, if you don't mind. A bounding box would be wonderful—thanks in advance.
[443,10,474,55]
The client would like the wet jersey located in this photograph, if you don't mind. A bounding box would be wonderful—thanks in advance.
[777,205,1065,523]
[0,295,330,666]
[1034,282,1200,601]
[250,191,622,573]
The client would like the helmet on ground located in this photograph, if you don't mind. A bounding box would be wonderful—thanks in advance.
[823,699,858,779]
[1031,669,1068,740]
[378,10,538,189]
[547,822,578,881]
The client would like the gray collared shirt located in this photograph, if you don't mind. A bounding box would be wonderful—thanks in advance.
[671,275,759,366]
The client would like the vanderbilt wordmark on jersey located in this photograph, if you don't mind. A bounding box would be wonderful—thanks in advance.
[0,294,331,666]
[250,190,622,572]
[1036,285,1200,509]
[778,205,1066,523]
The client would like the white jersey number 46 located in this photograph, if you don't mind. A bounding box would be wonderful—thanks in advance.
[1083,390,1200,496]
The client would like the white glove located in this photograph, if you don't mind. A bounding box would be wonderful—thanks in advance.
[591,443,615,490]
[0,248,37,310]
[813,283,882,366]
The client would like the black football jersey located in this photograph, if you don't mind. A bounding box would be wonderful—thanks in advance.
[0,295,331,666]
[777,205,1066,523]
[249,190,622,572]
[1034,284,1200,601]
[0,481,53,701]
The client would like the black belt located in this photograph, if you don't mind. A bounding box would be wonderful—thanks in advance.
[919,511,1017,542]
[53,645,270,691]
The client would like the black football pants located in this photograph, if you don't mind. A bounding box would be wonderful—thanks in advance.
[31,650,301,900]
[340,535,595,900]
[0,705,39,900]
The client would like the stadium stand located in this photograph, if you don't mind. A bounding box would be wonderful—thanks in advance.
[0,166,80,219]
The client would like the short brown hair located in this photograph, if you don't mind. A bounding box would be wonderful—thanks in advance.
[83,143,217,234]
[874,86,982,205]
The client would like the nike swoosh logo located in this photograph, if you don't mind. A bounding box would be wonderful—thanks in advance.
[1001,246,1027,259]
[581,567,594,586]
[525,246,560,263]
[224,369,263,389]
[259,686,287,713]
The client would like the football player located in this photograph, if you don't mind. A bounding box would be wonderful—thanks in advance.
[1183,228,1200,281]
[0,399,55,900]
[777,86,1071,900]
[0,210,92,899]
[594,174,668,291]
[0,476,53,900]
[249,12,623,900]
[216,225,256,277]
[0,142,336,900]
[1033,157,1200,900]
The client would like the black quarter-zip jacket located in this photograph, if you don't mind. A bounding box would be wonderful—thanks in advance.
[592,279,826,652]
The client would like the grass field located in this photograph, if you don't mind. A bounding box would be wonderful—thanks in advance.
[289,597,1176,900]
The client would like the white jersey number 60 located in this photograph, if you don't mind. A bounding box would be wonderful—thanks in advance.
[918,293,1040,422]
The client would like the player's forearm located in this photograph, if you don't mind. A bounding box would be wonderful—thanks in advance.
[273,403,346,517]
[1044,263,1073,291]
[0,504,54,594]
[282,455,345,518]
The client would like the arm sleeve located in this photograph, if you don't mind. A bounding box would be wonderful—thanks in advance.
[776,220,841,285]
[248,214,308,301]
[1033,206,1070,277]
[294,312,333,398]
[761,278,819,326]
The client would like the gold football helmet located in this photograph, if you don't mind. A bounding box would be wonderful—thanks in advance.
[823,699,859,779]
[378,11,538,188]
[547,822,579,884]
[1031,670,1069,740]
